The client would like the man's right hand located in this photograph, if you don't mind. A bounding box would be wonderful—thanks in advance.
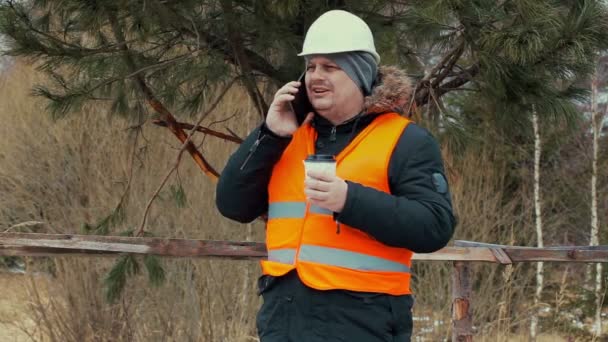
[265,81,313,137]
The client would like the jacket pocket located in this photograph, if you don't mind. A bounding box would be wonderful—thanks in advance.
[256,288,286,340]
[257,275,278,295]
[388,294,414,340]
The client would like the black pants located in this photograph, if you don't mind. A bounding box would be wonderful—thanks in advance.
[256,271,413,342]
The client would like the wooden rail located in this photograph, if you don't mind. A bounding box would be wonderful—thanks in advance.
[3,232,608,341]
[2,233,608,262]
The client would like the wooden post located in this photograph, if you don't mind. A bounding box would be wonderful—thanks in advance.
[452,260,473,341]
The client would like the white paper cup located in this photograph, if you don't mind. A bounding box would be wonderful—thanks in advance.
[303,155,336,180]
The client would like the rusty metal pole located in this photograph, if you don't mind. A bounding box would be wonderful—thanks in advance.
[452,260,473,341]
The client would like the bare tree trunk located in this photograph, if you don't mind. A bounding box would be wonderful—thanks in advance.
[498,229,516,342]
[590,70,602,338]
[452,260,473,342]
[530,109,544,341]
[220,0,269,118]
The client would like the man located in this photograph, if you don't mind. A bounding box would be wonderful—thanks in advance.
[216,9,455,342]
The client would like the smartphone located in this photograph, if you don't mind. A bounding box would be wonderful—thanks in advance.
[289,71,313,125]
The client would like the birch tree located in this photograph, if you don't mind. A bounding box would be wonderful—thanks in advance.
[589,65,604,338]
[530,107,544,340]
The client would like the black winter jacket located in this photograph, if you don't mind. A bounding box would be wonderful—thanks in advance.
[216,66,455,253]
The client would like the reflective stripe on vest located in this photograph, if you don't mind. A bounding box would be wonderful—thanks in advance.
[267,245,410,273]
[268,248,296,264]
[268,201,332,219]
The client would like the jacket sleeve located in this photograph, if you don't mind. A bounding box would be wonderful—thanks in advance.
[336,124,456,253]
[215,123,291,223]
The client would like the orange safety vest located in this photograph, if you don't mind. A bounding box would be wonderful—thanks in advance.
[262,113,413,295]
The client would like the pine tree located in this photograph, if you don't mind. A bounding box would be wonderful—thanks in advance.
[0,0,605,143]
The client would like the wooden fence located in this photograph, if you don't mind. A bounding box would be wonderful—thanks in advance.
[2,232,608,341]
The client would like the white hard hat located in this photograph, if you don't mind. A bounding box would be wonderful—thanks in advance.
[298,10,380,64]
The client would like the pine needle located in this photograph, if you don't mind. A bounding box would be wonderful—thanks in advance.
[144,255,165,287]
[104,254,139,303]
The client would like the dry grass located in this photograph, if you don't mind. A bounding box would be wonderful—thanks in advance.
[0,59,605,341]
[0,272,50,341]
[0,59,264,341]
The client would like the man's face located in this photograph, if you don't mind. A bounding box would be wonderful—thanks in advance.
[305,56,363,119]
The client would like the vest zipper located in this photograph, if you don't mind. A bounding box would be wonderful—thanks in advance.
[336,220,341,234]
[330,126,337,142]
[240,134,266,170]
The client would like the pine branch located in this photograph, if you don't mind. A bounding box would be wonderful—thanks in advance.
[135,75,237,236]
[82,203,125,235]
[104,254,139,303]
[151,120,243,144]
[410,37,469,110]
[83,50,201,96]
[416,63,480,107]
[143,255,165,287]
[169,184,187,208]
[419,39,465,85]
[224,126,245,142]
[156,3,290,84]
[431,41,465,87]
[136,156,179,237]
[6,2,135,57]
[107,9,219,181]
[197,31,284,81]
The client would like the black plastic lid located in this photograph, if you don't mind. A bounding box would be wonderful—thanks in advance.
[305,154,335,162]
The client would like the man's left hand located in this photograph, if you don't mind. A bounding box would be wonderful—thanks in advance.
[304,169,348,213]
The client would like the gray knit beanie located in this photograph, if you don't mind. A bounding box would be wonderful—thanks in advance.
[305,51,378,96]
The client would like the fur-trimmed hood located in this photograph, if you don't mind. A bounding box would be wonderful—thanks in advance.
[364,66,413,115]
